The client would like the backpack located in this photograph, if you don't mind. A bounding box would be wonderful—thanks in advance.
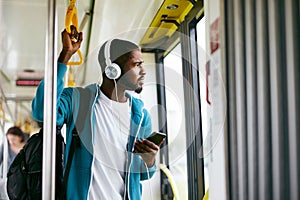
[6,127,79,200]
[6,87,90,200]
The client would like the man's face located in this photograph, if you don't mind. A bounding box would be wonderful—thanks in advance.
[117,50,145,93]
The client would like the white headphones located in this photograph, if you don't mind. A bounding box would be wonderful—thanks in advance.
[104,39,121,79]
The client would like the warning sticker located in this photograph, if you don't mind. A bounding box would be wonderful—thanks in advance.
[210,17,220,54]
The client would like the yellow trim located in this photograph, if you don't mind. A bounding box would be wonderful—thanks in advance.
[196,7,204,20]
[67,67,76,87]
[163,37,180,57]
[159,163,180,200]
[140,0,194,47]
[203,188,209,200]
[0,102,5,120]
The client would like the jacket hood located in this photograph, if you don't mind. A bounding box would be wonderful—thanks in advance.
[125,91,144,117]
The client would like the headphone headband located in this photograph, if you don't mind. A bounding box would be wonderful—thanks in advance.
[103,39,121,80]
[104,39,113,66]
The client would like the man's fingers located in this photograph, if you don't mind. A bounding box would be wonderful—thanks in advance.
[134,140,158,154]
[69,25,79,42]
[142,139,159,150]
[157,138,165,147]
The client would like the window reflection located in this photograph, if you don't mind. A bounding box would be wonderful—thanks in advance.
[164,44,188,199]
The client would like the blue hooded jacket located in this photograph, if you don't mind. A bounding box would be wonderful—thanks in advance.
[31,62,156,200]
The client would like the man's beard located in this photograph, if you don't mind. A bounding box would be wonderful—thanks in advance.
[117,74,143,94]
[134,87,143,94]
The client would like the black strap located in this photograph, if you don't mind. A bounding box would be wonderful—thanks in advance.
[61,128,80,198]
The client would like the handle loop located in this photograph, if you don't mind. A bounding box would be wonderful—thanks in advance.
[65,0,83,66]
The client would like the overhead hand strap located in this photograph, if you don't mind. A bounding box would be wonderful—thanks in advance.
[65,0,83,66]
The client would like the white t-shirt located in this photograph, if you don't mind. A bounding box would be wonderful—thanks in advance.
[88,91,130,200]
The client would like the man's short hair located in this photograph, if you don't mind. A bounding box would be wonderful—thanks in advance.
[98,39,139,74]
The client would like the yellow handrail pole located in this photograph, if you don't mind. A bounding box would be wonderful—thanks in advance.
[159,164,180,200]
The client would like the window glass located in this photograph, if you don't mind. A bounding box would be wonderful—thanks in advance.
[164,43,188,199]
[196,15,209,191]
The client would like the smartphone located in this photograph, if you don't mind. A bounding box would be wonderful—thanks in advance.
[146,132,166,145]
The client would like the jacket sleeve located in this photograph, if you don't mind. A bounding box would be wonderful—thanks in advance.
[31,62,73,126]
[140,163,156,180]
[140,109,157,180]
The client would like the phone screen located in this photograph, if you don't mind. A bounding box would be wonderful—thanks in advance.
[146,132,166,145]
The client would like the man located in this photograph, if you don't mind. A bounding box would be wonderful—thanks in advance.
[31,26,164,199]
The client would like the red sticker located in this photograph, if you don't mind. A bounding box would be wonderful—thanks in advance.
[210,18,220,54]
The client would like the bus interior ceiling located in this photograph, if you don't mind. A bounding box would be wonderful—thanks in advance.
[0,0,174,128]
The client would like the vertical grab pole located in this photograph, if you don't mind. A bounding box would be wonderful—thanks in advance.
[43,0,57,199]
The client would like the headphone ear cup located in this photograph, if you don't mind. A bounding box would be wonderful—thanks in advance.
[105,63,121,79]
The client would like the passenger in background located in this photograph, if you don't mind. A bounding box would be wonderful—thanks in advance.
[0,126,27,178]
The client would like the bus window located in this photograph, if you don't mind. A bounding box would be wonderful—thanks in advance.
[164,43,188,199]
[196,15,209,192]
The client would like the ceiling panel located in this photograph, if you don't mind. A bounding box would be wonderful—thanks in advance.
[0,0,163,125]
